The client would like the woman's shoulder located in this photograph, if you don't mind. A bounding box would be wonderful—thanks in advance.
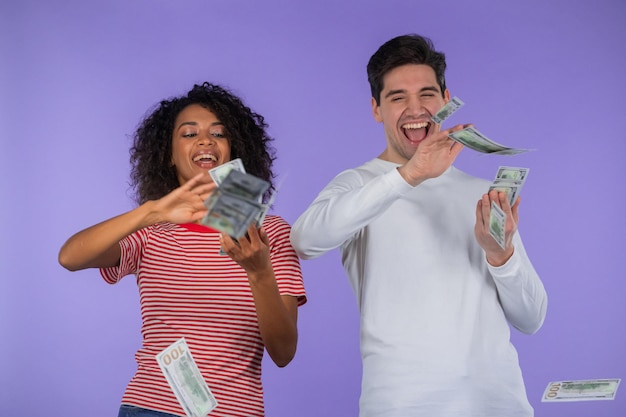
[261,214,290,230]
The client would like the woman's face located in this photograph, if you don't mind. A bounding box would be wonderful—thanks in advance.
[171,104,231,185]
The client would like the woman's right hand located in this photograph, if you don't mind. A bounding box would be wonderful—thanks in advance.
[150,173,216,225]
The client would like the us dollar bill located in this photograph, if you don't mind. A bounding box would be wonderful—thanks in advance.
[496,166,529,182]
[489,166,530,206]
[489,179,523,207]
[219,169,269,203]
[448,127,531,155]
[256,188,277,227]
[431,96,464,124]
[156,338,218,417]
[542,379,621,402]
[202,169,270,239]
[208,158,246,186]
[489,201,506,249]
[202,192,262,238]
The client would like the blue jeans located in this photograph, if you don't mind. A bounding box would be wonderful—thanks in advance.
[117,404,181,417]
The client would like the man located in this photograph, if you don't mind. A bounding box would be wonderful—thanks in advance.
[290,34,547,417]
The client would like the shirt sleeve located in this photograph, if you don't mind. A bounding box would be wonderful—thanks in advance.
[488,232,548,334]
[99,227,149,284]
[291,167,411,260]
[265,216,307,306]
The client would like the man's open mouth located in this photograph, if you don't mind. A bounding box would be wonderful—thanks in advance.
[401,121,430,143]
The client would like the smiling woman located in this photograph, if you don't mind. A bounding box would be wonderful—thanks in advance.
[57,82,307,417]
[170,104,232,185]
[129,83,276,205]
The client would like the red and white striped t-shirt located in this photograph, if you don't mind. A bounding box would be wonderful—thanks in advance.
[100,215,306,417]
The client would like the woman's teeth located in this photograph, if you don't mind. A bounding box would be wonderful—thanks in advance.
[193,154,217,162]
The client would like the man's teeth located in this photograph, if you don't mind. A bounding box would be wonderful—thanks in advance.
[402,122,429,129]
[193,154,217,162]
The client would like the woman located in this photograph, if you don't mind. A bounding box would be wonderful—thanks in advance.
[59,82,306,417]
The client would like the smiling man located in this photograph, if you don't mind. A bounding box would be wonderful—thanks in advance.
[291,34,547,417]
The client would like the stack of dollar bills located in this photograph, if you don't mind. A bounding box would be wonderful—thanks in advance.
[202,159,273,239]
[489,166,529,206]
[487,166,529,249]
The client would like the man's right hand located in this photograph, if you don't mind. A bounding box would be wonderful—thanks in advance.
[398,123,468,186]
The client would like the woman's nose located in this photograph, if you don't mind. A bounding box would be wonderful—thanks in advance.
[197,133,214,145]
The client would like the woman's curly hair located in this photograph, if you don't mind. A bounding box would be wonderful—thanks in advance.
[129,82,276,205]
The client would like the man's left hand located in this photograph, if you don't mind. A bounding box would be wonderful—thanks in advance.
[474,190,520,266]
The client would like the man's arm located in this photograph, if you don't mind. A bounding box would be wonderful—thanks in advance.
[291,168,410,259]
[292,126,466,259]
[489,235,548,334]
[475,191,547,333]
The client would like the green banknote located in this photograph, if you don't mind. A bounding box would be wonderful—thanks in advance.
[156,338,218,417]
[448,126,531,155]
[542,379,621,402]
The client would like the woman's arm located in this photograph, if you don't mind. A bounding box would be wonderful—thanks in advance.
[59,173,215,271]
[220,225,299,367]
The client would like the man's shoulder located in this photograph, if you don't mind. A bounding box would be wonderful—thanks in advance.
[449,166,491,187]
[335,158,396,181]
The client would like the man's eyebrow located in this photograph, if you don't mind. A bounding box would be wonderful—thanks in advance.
[384,89,406,99]
[420,86,440,93]
[384,86,440,99]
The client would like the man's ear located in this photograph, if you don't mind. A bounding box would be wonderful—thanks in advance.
[443,89,451,103]
[371,97,382,123]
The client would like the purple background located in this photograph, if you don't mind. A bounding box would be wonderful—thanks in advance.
[1,1,625,416]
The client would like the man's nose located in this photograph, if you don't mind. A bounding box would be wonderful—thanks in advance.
[405,96,424,115]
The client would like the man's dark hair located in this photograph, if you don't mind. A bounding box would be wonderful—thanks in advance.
[367,34,447,105]
[129,82,276,204]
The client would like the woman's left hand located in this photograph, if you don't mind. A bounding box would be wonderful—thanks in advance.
[220,224,272,277]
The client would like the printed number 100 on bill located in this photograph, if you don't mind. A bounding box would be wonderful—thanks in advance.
[156,338,218,416]
[542,379,621,402]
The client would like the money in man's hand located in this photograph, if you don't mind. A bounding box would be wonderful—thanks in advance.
[488,201,507,249]
[489,166,529,206]
[496,166,529,181]
[448,127,531,155]
[431,96,464,124]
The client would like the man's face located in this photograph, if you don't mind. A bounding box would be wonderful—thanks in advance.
[372,64,450,164]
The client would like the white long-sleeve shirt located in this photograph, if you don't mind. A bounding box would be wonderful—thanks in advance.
[291,158,547,417]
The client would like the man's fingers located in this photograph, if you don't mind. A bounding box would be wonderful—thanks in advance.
[480,194,491,226]
[476,199,485,225]
[511,196,521,223]
[450,140,464,157]
[443,123,473,136]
